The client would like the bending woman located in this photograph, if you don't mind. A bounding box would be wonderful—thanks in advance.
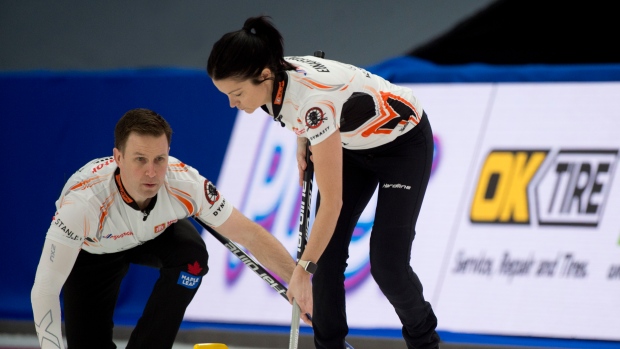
[207,16,440,349]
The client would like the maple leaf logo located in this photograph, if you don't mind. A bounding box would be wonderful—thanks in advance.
[187,261,203,275]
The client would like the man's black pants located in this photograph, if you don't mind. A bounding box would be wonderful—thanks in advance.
[63,218,208,349]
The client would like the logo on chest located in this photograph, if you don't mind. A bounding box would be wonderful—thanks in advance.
[154,219,178,234]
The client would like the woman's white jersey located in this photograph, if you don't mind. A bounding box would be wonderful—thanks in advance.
[263,56,424,150]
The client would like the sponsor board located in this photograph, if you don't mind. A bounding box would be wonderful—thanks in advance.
[436,83,620,340]
[470,149,617,227]
[186,82,620,341]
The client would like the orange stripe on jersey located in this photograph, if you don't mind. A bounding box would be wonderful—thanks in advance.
[98,208,108,232]
[360,90,420,137]
[341,75,355,91]
[293,76,344,91]
[316,100,336,116]
[69,174,111,191]
[297,80,312,89]
[301,78,334,89]
[97,194,115,232]
[59,196,75,208]
[284,100,300,111]
[387,93,421,125]
[167,186,196,216]
[172,187,192,197]
[360,89,397,137]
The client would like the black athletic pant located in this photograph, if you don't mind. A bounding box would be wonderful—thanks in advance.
[312,113,440,349]
[63,218,208,349]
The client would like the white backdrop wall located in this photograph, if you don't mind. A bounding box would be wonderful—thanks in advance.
[185,82,620,341]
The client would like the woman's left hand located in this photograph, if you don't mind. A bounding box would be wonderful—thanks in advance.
[286,264,313,325]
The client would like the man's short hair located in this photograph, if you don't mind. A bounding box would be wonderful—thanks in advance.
[114,108,173,152]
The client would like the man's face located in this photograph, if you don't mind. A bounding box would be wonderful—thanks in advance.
[113,133,169,207]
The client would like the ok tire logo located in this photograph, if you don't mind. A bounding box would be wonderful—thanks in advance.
[535,149,617,227]
[470,149,618,227]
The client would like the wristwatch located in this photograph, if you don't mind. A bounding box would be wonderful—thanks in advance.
[297,259,318,275]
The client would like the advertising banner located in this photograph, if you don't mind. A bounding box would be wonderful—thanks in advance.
[185,82,620,340]
[435,83,620,340]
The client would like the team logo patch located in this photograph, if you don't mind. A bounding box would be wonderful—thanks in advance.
[177,261,203,289]
[204,180,220,205]
[305,107,326,129]
[154,223,165,234]
[177,272,201,289]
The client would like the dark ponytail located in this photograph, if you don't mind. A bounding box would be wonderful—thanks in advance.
[207,16,296,83]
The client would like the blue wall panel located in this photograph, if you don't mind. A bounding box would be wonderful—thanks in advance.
[0,68,236,321]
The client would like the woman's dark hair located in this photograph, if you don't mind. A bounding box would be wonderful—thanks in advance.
[207,16,296,83]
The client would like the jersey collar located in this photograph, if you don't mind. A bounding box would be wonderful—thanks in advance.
[113,167,158,216]
[261,71,289,126]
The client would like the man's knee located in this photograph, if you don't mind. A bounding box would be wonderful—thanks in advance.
[168,219,209,271]
[163,219,209,291]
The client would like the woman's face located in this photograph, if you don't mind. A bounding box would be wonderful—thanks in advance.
[212,70,273,114]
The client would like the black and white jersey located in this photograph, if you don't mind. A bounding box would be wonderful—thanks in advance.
[46,156,232,254]
[263,56,424,150]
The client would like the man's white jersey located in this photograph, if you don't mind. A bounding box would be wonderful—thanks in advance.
[263,56,424,150]
[46,156,232,254]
